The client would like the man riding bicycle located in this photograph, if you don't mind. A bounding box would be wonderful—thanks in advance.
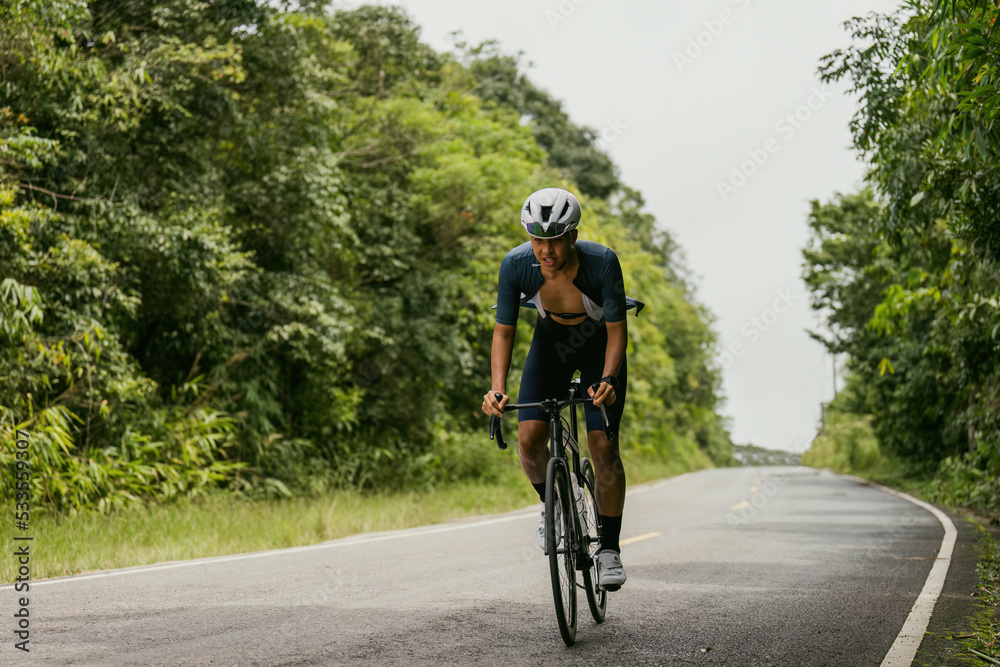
[482,187,640,591]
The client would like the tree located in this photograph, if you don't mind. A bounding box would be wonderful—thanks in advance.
[459,42,621,199]
[803,0,999,489]
[0,1,733,509]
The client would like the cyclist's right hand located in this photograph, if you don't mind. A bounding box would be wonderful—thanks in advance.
[482,390,509,418]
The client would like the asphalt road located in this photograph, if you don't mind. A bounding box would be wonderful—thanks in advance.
[4,467,956,666]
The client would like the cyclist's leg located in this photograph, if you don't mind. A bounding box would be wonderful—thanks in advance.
[517,421,549,493]
[582,356,627,519]
[578,328,627,556]
[517,323,574,497]
[575,326,628,588]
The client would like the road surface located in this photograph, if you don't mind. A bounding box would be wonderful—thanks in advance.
[3,467,961,666]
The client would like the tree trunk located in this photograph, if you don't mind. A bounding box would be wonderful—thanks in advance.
[968,389,976,455]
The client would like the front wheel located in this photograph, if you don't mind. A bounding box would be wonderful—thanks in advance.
[579,458,607,623]
[546,457,577,645]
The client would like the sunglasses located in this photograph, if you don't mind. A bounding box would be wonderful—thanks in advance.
[525,221,570,238]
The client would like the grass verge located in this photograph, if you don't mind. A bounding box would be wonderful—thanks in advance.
[962,528,999,663]
[0,450,707,584]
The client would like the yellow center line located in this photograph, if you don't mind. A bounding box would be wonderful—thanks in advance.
[620,531,662,546]
[730,500,751,511]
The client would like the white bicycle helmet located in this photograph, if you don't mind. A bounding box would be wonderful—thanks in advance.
[521,188,581,238]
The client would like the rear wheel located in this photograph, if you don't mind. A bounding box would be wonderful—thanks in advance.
[546,457,577,645]
[579,458,607,623]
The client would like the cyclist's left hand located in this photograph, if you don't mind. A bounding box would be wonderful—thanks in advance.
[589,381,617,407]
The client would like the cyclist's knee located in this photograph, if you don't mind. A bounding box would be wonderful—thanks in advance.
[518,421,549,452]
[587,432,621,463]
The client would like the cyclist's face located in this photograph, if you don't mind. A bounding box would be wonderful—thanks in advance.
[531,231,577,269]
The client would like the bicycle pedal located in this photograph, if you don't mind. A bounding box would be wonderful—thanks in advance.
[599,584,622,592]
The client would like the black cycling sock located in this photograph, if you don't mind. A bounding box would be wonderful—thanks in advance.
[599,514,622,553]
[532,481,547,502]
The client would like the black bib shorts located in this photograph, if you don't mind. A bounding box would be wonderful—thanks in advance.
[517,314,627,436]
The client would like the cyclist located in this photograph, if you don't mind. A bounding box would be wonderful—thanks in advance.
[482,187,640,591]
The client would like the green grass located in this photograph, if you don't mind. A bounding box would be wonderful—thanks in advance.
[0,450,709,583]
[962,528,1000,663]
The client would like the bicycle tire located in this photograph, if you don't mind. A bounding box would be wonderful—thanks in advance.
[579,458,607,623]
[545,456,577,645]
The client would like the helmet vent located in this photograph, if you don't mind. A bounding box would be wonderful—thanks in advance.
[541,205,553,221]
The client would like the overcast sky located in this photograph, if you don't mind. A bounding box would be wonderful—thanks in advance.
[343,0,903,452]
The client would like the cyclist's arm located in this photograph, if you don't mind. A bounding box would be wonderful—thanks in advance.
[485,323,516,417]
[591,318,626,408]
[489,251,521,411]
[491,323,516,394]
[603,319,627,380]
[599,247,628,381]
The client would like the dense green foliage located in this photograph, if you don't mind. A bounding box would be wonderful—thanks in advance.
[800,388,885,475]
[969,529,999,663]
[456,41,621,200]
[0,1,730,511]
[802,0,999,514]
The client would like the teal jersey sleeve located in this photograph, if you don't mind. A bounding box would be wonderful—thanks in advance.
[495,246,527,326]
[600,248,628,324]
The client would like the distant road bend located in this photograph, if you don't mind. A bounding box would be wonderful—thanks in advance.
[5,467,956,666]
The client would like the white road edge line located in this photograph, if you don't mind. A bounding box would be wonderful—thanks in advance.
[848,476,957,667]
[1,471,698,590]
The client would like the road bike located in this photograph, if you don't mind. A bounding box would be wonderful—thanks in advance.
[489,378,614,646]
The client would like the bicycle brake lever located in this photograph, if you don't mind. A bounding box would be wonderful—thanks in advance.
[598,403,616,441]
[589,384,616,439]
[489,413,507,450]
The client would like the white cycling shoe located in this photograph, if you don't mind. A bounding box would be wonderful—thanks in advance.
[536,503,561,553]
[596,550,627,591]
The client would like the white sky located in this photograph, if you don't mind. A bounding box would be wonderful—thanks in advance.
[343,0,903,452]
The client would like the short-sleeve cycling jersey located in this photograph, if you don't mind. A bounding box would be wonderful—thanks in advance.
[495,240,634,326]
